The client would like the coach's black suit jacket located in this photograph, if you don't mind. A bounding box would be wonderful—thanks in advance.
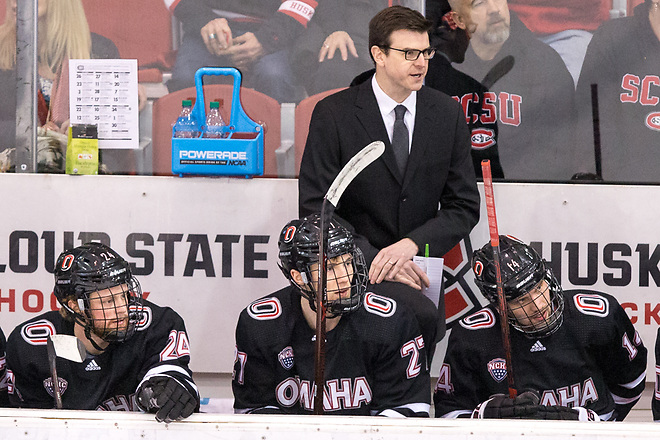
[299,75,480,264]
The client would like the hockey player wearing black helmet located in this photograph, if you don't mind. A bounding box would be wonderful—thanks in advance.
[53,243,144,352]
[472,235,564,338]
[0,327,7,407]
[277,214,369,321]
[5,243,200,422]
[232,214,431,415]
[434,235,647,422]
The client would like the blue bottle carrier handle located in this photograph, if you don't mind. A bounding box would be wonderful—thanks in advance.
[171,67,264,177]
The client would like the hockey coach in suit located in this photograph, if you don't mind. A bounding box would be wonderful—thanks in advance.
[299,5,480,350]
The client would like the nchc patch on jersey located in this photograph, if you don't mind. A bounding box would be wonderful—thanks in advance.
[278,346,295,370]
[487,358,507,383]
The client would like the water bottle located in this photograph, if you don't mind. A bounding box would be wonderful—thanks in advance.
[202,100,227,138]
[173,99,200,138]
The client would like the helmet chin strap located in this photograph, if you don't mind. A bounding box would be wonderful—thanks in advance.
[83,325,107,353]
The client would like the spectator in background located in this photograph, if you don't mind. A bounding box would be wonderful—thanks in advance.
[0,0,145,174]
[165,0,315,103]
[574,0,660,183]
[426,0,504,178]
[292,0,388,96]
[448,0,580,181]
[0,0,117,139]
[0,327,7,407]
[508,0,612,87]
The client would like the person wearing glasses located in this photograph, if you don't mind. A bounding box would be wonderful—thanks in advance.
[298,5,480,354]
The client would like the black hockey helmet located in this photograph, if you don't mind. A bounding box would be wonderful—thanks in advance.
[278,214,368,317]
[472,235,564,338]
[54,242,143,345]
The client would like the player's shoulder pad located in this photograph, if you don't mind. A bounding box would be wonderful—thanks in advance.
[363,291,397,318]
[564,289,614,319]
[243,287,294,322]
[458,306,497,331]
[18,316,58,346]
[135,300,177,332]
[135,300,192,335]
[11,310,62,346]
[246,296,283,321]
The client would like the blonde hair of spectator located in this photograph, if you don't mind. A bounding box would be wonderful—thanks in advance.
[0,0,92,72]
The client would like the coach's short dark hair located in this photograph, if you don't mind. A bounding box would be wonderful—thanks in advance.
[368,6,433,63]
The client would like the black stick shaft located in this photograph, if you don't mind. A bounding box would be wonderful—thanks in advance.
[46,336,63,409]
[590,83,602,179]
[313,199,332,414]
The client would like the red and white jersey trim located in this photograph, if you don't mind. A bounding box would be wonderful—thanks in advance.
[278,0,317,27]
[163,0,181,12]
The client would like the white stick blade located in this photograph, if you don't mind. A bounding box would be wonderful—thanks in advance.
[326,141,385,207]
[50,334,87,363]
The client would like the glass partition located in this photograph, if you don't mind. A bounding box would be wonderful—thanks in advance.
[0,0,656,182]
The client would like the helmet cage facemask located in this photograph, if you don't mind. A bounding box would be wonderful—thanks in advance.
[60,274,144,344]
[473,236,565,338]
[278,216,368,318]
[297,246,368,318]
[505,269,564,338]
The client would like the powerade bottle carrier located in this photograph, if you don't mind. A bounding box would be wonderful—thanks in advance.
[171,67,264,177]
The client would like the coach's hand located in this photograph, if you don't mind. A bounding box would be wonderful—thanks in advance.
[136,376,197,423]
[369,239,429,290]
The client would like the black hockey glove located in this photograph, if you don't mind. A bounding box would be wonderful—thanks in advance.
[471,391,540,419]
[535,405,600,422]
[136,376,197,423]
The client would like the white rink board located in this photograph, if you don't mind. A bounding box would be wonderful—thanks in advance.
[0,175,659,376]
[1,408,660,439]
[0,174,296,373]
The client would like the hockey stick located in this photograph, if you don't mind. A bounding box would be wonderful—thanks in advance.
[590,84,603,179]
[50,334,87,363]
[314,140,385,415]
[481,159,517,399]
[46,334,87,409]
[46,336,64,409]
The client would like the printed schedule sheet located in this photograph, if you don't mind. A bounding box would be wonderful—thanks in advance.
[69,59,139,149]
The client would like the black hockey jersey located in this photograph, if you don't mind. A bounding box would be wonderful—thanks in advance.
[652,327,660,421]
[232,286,431,416]
[434,290,646,421]
[5,300,199,411]
[0,327,7,407]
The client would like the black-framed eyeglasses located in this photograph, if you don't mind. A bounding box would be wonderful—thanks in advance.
[384,46,436,61]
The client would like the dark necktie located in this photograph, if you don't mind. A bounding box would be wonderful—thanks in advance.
[392,104,409,176]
